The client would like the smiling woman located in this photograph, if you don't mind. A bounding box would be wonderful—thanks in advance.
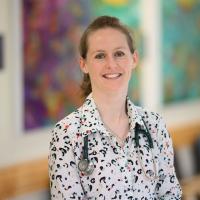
[79,27,138,97]
[48,16,182,199]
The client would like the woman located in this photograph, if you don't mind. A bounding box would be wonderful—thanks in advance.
[49,16,182,199]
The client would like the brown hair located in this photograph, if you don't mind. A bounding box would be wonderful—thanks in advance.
[79,15,136,98]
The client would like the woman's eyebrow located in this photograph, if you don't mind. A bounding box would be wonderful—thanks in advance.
[114,46,127,50]
[90,50,105,56]
[91,46,127,55]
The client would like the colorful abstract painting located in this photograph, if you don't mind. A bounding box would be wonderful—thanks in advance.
[161,0,200,104]
[23,0,142,131]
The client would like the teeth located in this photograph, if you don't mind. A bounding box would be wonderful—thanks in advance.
[103,73,121,79]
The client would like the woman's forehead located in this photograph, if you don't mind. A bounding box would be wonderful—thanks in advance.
[88,27,126,40]
[87,28,129,52]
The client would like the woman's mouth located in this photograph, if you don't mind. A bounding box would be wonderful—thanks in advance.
[102,73,122,79]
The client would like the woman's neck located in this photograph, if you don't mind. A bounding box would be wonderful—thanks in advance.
[92,91,128,124]
[91,91,130,147]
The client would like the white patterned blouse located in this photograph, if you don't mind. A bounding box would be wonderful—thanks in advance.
[48,94,182,200]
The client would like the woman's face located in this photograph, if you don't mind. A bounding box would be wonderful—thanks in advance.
[80,28,138,95]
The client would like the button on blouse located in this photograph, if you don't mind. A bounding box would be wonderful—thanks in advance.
[48,94,182,199]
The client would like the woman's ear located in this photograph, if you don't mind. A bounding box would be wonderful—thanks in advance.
[132,51,139,70]
[79,57,88,74]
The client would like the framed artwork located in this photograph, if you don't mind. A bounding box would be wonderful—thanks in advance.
[161,1,200,104]
[22,0,91,131]
[17,0,142,132]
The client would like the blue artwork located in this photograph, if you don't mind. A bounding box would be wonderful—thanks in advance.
[162,0,200,103]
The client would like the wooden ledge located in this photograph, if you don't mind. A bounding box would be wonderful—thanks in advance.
[0,158,49,199]
[181,175,200,197]
[169,121,200,149]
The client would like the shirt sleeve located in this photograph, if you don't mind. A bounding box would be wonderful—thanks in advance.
[48,123,86,200]
[155,116,182,200]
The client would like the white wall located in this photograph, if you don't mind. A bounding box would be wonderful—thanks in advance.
[0,0,51,168]
[0,0,200,168]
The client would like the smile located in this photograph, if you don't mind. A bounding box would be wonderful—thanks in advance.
[102,73,122,79]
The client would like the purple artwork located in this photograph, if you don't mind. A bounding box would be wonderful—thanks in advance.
[23,0,91,130]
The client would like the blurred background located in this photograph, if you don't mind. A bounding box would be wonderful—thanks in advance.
[0,0,200,199]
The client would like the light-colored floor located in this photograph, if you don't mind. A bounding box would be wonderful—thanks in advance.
[8,190,50,200]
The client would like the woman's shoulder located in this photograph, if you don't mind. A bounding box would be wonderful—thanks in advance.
[134,105,171,146]
[127,97,162,125]
[51,107,82,140]
[134,105,162,123]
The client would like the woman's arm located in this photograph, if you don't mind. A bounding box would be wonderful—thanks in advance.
[155,116,182,200]
[48,123,85,199]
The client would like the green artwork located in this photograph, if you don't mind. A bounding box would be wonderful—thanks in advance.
[91,0,143,104]
[162,0,200,104]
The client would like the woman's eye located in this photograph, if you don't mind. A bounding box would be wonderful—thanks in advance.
[115,51,125,57]
[95,53,105,59]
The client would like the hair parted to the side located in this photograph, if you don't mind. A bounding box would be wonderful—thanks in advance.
[79,15,136,99]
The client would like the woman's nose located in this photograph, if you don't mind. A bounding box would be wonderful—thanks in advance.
[105,55,117,69]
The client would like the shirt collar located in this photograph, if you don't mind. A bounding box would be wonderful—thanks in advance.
[80,93,145,137]
[126,96,145,130]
